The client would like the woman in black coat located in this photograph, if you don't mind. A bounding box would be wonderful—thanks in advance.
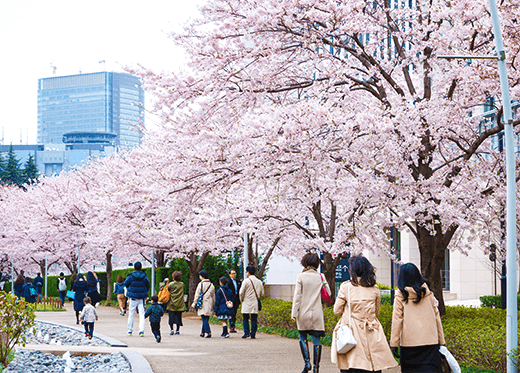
[214,277,234,338]
[86,271,102,307]
[72,274,88,324]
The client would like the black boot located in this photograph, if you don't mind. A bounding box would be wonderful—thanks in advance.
[313,345,322,373]
[299,340,311,373]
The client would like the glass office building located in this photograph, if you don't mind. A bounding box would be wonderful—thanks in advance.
[37,72,144,148]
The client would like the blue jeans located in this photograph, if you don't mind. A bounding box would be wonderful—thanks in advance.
[201,315,211,334]
[242,313,257,337]
[59,291,66,306]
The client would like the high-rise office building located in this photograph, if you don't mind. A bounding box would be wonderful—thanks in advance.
[37,72,145,148]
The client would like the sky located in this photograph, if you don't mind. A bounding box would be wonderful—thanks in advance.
[0,0,202,145]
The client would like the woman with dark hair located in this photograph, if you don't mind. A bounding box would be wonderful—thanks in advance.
[22,277,37,303]
[291,252,331,373]
[390,263,445,373]
[114,275,126,316]
[332,255,397,373]
[86,271,102,307]
[14,274,25,298]
[164,271,185,335]
[214,277,234,338]
[72,274,88,324]
[191,269,215,338]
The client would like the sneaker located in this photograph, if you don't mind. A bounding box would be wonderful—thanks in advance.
[200,333,205,338]
[156,337,161,343]
[242,334,250,339]
[229,328,237,333]
[88,336,92,340]
[222,333,229,338]
[170,330,175,335]
[205,333,211,338]
[127,331,132,336]
[139,332,144,337]
[175,331,180,335]
[119,311,123,316]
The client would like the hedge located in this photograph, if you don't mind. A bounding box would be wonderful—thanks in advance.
[480,294,520,310]
[233,298,516,373]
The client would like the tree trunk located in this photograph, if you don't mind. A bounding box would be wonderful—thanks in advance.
[322,251,342,299]
[416,222,457,316]
[257,236,281,279]
[64,261,77,275]
[105,252,113,300]
[186,251,210,307]
[156,250,166,268]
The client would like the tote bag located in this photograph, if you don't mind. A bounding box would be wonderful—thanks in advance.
[334,282,357,354]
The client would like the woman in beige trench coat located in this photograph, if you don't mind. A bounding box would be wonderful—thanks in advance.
[291,252,331,373]
[332,255,397,373]
[191,270,215,338]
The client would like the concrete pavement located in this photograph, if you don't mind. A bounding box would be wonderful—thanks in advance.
[35,303,401,373]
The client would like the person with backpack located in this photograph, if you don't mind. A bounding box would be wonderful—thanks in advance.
[145,294,164,343]
[22,277,37,304]
[34,273,44,302]
[56,272,68,307]
[124,261,150,337]
[114,275,126,316]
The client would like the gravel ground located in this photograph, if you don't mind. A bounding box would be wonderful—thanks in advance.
[4,321,131,372]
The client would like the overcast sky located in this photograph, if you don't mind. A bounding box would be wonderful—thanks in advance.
[0,0,202,145]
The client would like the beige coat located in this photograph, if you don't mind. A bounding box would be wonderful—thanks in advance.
[191,279,215,317]
[332,281,397,371]
[390,284,445,347]
[239,275,264,314]
[291,268,331,331]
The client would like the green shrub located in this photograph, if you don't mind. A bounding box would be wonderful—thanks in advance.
[480,294,520,311]
[0,293,36,366]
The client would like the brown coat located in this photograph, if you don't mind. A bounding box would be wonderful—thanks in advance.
[191,279,215,317]
[291,268,331,331]
[390,284,445,347]
[332,281,397,371]
[239,275,264,314]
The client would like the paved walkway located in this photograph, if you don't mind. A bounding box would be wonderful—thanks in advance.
[35,303,401,373]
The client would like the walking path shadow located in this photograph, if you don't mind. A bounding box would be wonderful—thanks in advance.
[35,303,400,373]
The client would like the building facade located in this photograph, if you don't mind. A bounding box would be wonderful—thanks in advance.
[37,72,144,149]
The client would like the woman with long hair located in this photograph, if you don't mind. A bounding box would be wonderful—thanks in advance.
[390,263,445,373]
[332,255,397,373]
[14,274,25,298]
[214,277,234,338]
[291,252,331,373]
[86,271,102,307]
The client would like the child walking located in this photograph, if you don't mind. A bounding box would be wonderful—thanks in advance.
[80,297,98,339]
[214,277,234,338]
[145,295,164,343]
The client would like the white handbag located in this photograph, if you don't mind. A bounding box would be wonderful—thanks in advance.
[335,282,357,354]
[439,346,461,373]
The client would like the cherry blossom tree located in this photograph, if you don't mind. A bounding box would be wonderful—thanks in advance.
[131,0,520,312]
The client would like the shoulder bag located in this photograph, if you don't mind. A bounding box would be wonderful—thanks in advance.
[250,278,262,311]
[195,282,210,310]
[334,282,357,354]
[221,288,234,309]
[158,280,170,303]
[320,274,332,303]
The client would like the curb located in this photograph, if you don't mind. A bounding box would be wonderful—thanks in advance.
[33,319,153,373]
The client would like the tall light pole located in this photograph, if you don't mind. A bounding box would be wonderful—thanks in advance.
[489,1,518,371]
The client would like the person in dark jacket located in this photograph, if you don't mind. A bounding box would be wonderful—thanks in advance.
[14,274,25,299]
[214,277,234,338]
[56,272,68,307]
[227,269,242,333]
[22,277,37,304]
[34,273,44,302]
[145,294,164,343]
[86,271,102,307]
[124,261,150,336]
[72,274,88,324]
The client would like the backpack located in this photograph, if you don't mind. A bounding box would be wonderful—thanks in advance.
[58,278,67,291]
[157,280,170,303]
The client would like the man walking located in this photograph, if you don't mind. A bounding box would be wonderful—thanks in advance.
[34,272,44,302]
[239,266,264,339]
[124,262,150,337]
[56,273,67,307]
[227,269,242,333]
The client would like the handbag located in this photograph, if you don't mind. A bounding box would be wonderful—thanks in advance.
[335,282,357,354]
[67,290,75,299]
[439,346,461,373]
[320,274,332,303]
[250,278,262,311]
[221,288,234,309]
[157,280,170,303]
[195,282,210,310]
